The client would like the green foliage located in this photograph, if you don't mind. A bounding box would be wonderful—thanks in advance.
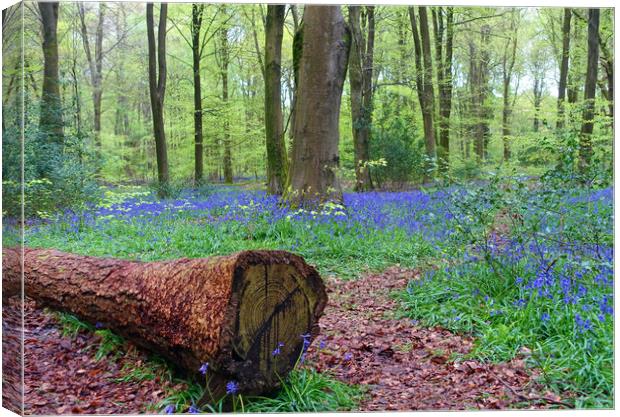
[244,369,364,412]
[370,116,426,188]
[399,166,613,408]
[2,105,99,218]
[156,369,362,414]
[54,311,96,337]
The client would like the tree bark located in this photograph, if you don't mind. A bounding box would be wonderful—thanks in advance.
[78,3,105,148]
[348,6,375,192]
[2,247,327,401]
[502,10,518,161]
[409,7,436,172]
[147,3,170,197]
[38,2,63,145]
[432,7,454,173]
[579,9,600,172]
[192,4,204,184]
[556,8,571,130]
[220,23,233,184]
[287,6,349,206]
[264,5,288,195]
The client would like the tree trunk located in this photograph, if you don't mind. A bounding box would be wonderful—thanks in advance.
[192,4,204,184]
[409,6,436,172]
[556,8,571,130]
[2,247,327,401]
[287,6,349,206]
[502,10,518,161]
[579,9,600,172]
[264,5,288,195]
[478,25,491,161]
[147,3,170,197]
[78,3,105,148]
[348,6,375,192]
[38,2,63,145]
[220,23,233,184]
[433,7,454,173]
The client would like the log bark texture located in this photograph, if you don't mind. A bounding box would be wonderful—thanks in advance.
[2,248,327,398]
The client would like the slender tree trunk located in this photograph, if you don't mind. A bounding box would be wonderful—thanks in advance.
[432,7,454,172]
[287,6,349,206]
[502,10,518,161]
[220,24,233,184]
[38,2,63,145]
[533,77,544,132]
[192,4,204,184]
[78,3,105,147]
[409,7,436,172]
[579,9,600,172]
[348,6,375,191]
[264,5,288,194]
[478,25,491,160]
[147,3,170,197]
[556,8,571,130]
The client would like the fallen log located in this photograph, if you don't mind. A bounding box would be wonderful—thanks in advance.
[2,247,327,399]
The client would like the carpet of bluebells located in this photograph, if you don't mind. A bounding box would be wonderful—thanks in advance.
[401,183,613,407]
[4,180,614,408]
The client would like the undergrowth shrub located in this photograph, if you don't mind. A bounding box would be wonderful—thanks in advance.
[399,145,613,407]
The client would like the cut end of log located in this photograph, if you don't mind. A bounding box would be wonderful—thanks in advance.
[209,250,326,398]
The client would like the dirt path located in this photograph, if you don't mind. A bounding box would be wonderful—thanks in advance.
[304,267,566,411]
[3,268,567,414]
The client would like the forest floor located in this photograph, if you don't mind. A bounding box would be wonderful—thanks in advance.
[3,266,568,414]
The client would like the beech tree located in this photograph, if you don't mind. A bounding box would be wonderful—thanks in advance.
[287,6,349,205]
[409,6,436,171]
[38,1,63,145]
[264,5,288,195]
[501,9,520,161]
[219,19,233,184]
[556,8,571,130]
[191,4,205,183]
[579,8,600,172]
[77,2,105,147]
[348,5,375,191]
[431,7,454,172]
[146,3,169,196]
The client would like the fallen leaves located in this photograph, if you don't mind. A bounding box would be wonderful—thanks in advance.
[2,297,175,415]
[304,268,565,411]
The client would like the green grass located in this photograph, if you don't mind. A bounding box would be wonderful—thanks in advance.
[399,258,613,408]
[18,186,434,279]
[155,369,364,414]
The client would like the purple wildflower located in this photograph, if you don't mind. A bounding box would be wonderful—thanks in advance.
[226,381,239,395]
[199,362,209,375]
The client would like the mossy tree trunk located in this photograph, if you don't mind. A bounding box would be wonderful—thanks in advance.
[146,3,170,197]
[348,5,375,192]
[38,2,64,145]
[264,5,288,195]
[579,8,600,172]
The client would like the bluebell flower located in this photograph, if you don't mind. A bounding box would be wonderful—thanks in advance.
[272,342,284,356]
[199,362,209,375]
[226,381,239,395]
[188,404,200,414]
[164,404,175,414]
